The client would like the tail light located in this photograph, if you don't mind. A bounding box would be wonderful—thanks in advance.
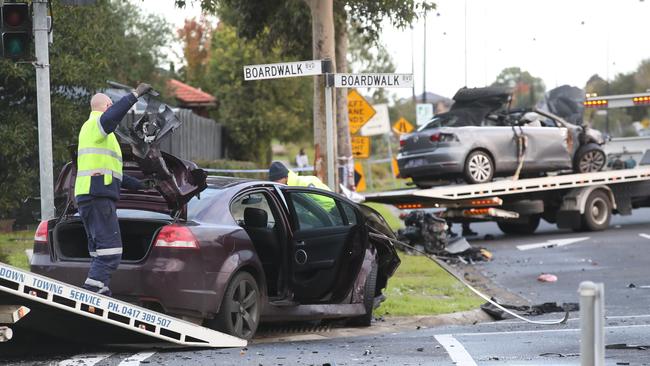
[431,133,458,143]
[430,133,440,142]
[34,220,48,243]
[399,136,407,147]
[154,225,200,249]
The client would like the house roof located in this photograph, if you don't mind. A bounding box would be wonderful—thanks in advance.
[167,79,216,106]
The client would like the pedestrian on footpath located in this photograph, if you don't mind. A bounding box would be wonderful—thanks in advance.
[75,83,153,295]
[295,148,309,172]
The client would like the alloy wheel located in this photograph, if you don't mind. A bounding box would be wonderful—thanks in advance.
[468,153,492,183]
[228,279,258,339]
[579,150,605,172]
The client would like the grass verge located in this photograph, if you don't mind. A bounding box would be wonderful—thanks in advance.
[376,253,484,317]
[0,230,33,270]
[363,202,403,232]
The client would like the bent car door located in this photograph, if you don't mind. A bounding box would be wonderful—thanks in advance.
[520,117,572,170]
[281,188,367,304]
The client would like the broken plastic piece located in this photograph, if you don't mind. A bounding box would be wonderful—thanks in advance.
[538,273,558,282]
[480,248,493,260]
[445,237,471,254]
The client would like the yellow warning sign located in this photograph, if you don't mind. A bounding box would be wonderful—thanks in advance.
[351,136,370,159]
[354,162,366,192]
[391,157,400,178]
[348,90,376,134]
[392,117,414,135]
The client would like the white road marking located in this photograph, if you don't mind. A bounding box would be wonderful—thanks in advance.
[451,322,650,337]
[58,353,113,366]
[639,233,650,240]
[434,334,478,366]
[118,351,157,366]
[516,237,590,251]
[495,313,650,325]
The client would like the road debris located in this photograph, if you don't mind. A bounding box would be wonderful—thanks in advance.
[607,343,650,350]
[537,273,558,282]
[481,299,578,320]
[539,352,580,357]
[627,283,650,289]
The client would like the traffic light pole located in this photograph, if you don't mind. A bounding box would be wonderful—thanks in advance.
[33,0,55,220]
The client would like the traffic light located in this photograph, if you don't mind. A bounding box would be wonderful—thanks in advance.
[1,3,31,60]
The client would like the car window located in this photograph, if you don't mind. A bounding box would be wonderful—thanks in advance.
[289,192,344,229]
[187,188,222,220]
[418,114,458,130]
[341,202,358,225]
[230,192,277,228]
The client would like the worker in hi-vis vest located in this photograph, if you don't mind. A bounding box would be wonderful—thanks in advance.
[268,161,336,211]
[74,83,152,296]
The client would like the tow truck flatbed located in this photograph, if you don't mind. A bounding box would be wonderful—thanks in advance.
[0,262,246,348]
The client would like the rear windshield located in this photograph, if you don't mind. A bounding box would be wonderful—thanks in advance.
[187,187,222,220]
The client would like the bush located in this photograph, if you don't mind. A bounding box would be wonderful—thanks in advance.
[195,159,265,179]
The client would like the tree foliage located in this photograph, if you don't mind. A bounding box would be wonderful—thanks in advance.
[199,24,312,164]
[491,67,545,109]
[0,0,170,217]
[177,17,214,85]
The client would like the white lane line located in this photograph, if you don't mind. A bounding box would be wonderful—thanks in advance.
[452,322,650,337]
[494,313,650,325]
[639,233,650,240]
[58,353,113,366]
[118,351,157,366]
[516,237,590,251]
[434,334,478,366]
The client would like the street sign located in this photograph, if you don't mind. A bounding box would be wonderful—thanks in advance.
[351,136,370,159]
[243,60,323,81]
[354,162,366,192]
[416,103,434,126]
[393,117,415,135]
[335,73,414,88]
[348,90,376,134]
[360,104,390,136]
[392,157,400,178]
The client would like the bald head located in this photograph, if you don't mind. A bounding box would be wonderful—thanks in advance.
[90,93,112,112]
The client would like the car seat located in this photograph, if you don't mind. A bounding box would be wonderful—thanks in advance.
[243,207,281,295]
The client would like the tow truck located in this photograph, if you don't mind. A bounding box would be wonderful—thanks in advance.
[365,92,650,234]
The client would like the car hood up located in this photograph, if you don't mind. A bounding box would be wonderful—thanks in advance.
[448,86,512,126]
[56,96,207,219]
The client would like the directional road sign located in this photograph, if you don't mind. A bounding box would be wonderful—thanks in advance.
[393,117,415,135]
[351,136,371,159]
[243,60,323,81]
[348,90,376,134]
[360,104,390,136]
[335,73,414,88]
[354,162,366,192]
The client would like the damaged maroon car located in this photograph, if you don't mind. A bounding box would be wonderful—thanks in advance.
[30,96,400,340]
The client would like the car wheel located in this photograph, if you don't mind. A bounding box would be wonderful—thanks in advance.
[581,190,611,231]
[463,150,494,184]
[574,143,606,173]
[497,215,541,235]
[348,260,377,327]
[209,271,260,340]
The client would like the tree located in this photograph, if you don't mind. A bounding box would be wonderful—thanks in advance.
[0,0,170,218]
[491,67,545,109]
[200,24,312,164]
[208,0,433,186]
[177,17,214,85]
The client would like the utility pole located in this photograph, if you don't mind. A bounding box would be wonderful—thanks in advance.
[33,0,55,220]
[422,13,427,103]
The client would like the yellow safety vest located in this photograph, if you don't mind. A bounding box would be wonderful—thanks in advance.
[286,170,335,211]
[74,111,123,197]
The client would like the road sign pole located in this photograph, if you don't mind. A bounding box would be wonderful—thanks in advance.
[325,73,335,189]
[33,0,55,220]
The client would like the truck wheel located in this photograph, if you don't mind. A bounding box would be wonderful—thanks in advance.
[464,150,494,184]
[348,260,377,327]
[497,215,541,235]
[581,190,611,231]
[574,143,606,173]
[207,271,260,340]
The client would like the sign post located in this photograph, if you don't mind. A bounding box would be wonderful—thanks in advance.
[324,63,335,189]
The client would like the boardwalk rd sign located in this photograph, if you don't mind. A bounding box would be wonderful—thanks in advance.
[243,60,323,81]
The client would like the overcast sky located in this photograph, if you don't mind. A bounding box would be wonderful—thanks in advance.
[137,0,650,99]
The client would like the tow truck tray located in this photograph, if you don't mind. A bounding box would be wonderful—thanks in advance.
[0,262,245,348]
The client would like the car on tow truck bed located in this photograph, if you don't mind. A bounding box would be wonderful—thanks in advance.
[30,96,400,341]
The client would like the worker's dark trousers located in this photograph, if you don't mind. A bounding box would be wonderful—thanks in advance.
[78,197,122,296]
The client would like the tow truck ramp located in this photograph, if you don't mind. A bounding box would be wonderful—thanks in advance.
[0,262,246,348]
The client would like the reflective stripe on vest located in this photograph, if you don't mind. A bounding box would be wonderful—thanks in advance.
[74,111,123,197]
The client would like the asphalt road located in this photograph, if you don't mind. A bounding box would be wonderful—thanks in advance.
[3,209,650,365]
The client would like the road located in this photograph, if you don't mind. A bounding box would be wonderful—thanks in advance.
[3,209,650,365]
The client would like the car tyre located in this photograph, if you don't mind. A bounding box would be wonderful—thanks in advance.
[573,143,606,173]
[208,271,260,340]
[463,150,494,184]
[348,260,378,327]
[497,215,541,235]
[581,190,611,231]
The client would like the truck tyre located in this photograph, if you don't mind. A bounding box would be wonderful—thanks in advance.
[348,260,377,327]
[207,271,260,340]
[464,150,494,184]
[497,215,541,235]
[574,143,606,173]
[581,190,611,231]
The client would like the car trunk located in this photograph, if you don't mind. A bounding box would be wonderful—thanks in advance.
[53,217,170,262]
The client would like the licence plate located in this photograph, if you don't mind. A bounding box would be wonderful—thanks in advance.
[404,158,427,168]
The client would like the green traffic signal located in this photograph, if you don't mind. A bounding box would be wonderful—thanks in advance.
[3,33,28,58]
[1,3,31,60]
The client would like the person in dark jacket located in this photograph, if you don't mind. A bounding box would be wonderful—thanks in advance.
[74,83,152,295]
